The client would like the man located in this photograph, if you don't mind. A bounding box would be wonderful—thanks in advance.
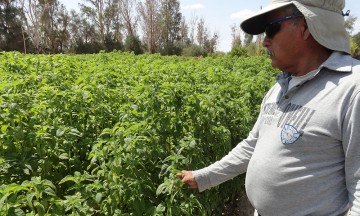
[176,0,360,215]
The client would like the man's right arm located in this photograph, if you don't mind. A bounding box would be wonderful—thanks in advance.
[177,118,260,192]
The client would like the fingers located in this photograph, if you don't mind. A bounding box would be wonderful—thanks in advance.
[176,170,198,189]
[187,182,198,189]
[175,172,184,179]
[176,170,189,181]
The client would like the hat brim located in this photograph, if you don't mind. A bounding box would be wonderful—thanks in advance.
[240,1,350,54]
[240,2,293,35]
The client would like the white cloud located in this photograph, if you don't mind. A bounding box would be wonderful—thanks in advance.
[182,3,205,10]
[231,9,255,20]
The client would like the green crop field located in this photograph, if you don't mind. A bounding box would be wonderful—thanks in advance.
[0,51,278,215]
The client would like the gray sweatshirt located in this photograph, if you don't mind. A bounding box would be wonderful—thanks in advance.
[193,52,360,216]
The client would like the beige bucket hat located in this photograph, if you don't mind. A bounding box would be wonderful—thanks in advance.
[240,0,350,54]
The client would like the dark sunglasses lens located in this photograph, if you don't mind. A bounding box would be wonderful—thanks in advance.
[265,23,281,38]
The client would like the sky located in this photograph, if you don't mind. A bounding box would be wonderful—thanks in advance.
[60,0,360,52]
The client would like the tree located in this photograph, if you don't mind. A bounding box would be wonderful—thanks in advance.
[68,9,102,53]
[124,34,142,54]
[188,14,198,44]
[0,0,30,52]
[20,0,44,52]
[56,5,70,53]
[118,0,140,53]
[203,31,218,54]
[103,0,122,51]
[243,33,253,47]
[345,15,357,35]
[138,0,160,53]
[179,16,190,48]
[353,32,360,47]
[352,32,360,59]
[196,17,205,48]
[78,0,123,52]
[17,0,69,53]
[118,0,137,38]
[158,0,182,55]
[195,18,218,54]
[231,23,241,48]
[344,14,359,59]
[80,0,105,47]
[40,0,69,53]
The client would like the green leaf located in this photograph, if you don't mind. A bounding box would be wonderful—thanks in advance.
[69,128,82,137]
[26,191,36,204]
[95,192,103,203]
[56,128,65,137]
[44,187,56,197]
[156,182,168,196]
[7,207,25,216]
[34,200,45,215]
[1,125,8,133]
[59,176,76,184]
[156,204,166,213]
[4,184,28,194]
[59,153,69,160]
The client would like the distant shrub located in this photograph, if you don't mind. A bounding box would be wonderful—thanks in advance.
[182,44,207,57]
[125,35,143,55]
[228,45,248,57]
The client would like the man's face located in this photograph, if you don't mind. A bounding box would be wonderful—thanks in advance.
[262,10,305,74]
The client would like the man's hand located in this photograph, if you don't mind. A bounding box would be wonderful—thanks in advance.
[176,170,198,189]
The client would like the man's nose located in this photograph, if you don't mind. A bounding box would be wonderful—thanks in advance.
[263,36,271,48]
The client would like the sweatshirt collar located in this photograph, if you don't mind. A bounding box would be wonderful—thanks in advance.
[276,52,353,94]
[277,51,352,80]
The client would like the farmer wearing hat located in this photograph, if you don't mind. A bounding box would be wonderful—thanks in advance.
[176,0,360,215]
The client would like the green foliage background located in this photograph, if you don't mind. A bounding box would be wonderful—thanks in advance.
[0,51,278,215]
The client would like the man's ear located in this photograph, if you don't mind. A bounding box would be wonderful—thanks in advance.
[301,18,311,40]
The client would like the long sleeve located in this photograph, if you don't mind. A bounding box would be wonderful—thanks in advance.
[192,118,259,192]
[191,54,360,215]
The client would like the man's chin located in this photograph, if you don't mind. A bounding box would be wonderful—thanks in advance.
[270,61,281,70]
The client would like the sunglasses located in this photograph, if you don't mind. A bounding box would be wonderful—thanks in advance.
[265,15,303,38]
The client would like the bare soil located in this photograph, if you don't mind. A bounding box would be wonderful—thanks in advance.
[222,190,255,216]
